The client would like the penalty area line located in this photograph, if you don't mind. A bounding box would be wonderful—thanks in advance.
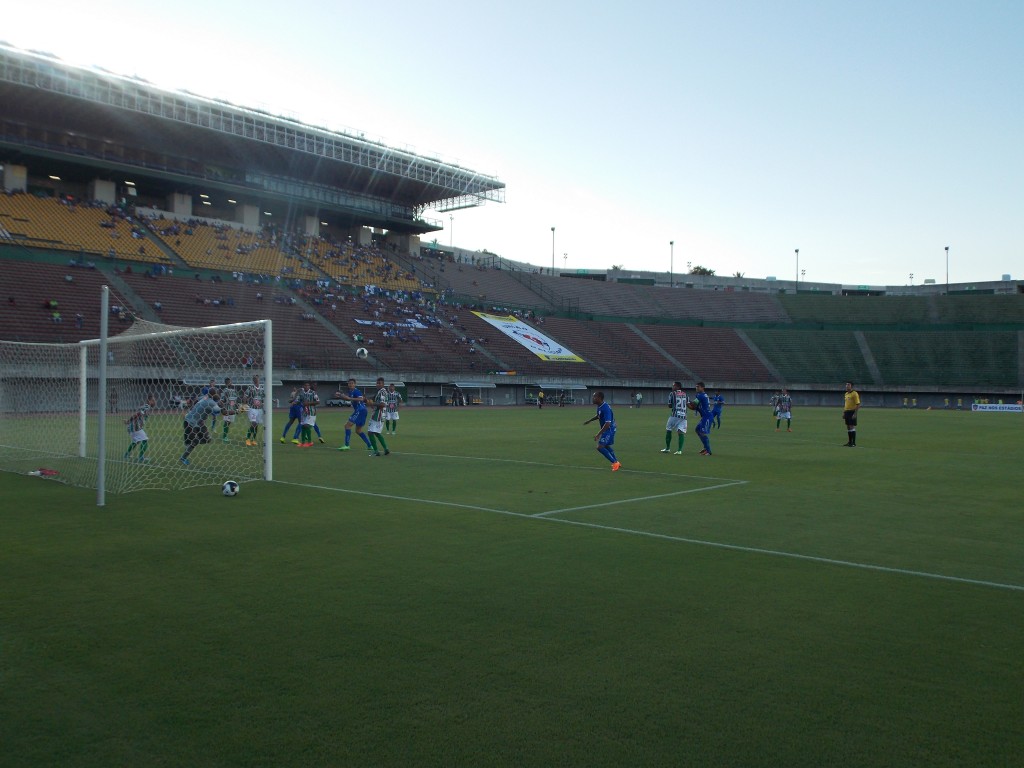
[533,480,748,517]
[273,480,1023,593]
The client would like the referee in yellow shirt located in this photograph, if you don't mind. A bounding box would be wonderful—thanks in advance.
[843,381,861,447]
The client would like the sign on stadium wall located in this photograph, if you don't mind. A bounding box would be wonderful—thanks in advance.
[472,312,585,363]
[971,403,1023,412]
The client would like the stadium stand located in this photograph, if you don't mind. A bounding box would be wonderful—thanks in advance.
[862,331,1018,387]
[0,193,166,265]
[638,325,777,383]
[0,258,124,343]
[743,329,874,385]
[116,271,348,369]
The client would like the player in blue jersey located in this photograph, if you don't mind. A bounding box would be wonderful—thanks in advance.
[694,382,714,456]
[280,388,303,444]
[583,390,620,471]
[662,381,688,454]
[337,378,374,452]
[712,392,725,429]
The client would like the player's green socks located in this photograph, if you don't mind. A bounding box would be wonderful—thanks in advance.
[678,433,685,451]
[368,433,378,451]
[375,432,389,453]
[665,431,672,450]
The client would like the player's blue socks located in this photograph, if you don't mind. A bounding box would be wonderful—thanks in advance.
[344,428,351,446]
[359,432,373,448]
[699,433,711,453]
[598,446,617,464]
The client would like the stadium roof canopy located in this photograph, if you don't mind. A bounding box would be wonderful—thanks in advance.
[0,44,504,234]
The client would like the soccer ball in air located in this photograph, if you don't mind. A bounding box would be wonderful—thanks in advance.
[355,347,369,359]
[222,480,240,497]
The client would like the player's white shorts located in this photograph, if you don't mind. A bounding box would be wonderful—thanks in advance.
[301,414,316,427]
[666,415,687,433]
[778,409,792,420]
[384,411,399,421]
[247,408,264,426]
[222,414,236,424]
[128,428,148,443]
[367,417,384,434]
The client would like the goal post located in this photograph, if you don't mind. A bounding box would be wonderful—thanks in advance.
[0,289,272,504]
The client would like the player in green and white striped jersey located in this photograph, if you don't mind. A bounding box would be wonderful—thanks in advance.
[123,393,156,462]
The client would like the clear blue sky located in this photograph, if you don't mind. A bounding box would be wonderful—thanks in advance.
[6,0,1022,285]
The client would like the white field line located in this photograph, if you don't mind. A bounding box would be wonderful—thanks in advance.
[533,481,747,517]
[272,452,1024,593]
[273,479,1024,593]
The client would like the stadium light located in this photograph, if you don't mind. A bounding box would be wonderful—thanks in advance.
[670,241,674,288]
[551,227,555,272]
[945,246,949,294]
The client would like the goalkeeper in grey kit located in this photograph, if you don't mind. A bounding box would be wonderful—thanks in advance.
[180,388,221,466]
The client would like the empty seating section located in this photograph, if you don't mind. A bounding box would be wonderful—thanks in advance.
[640,325,776,382]
[863,331,1018,387]
[119,273,346,369]
[540,317,646,377]
[460,268,790,322]
[531,274,667,317]
[932,295,1024,325]
[0,194,161,263]
[779,295,931,325]
[0,259,125,343]
[743,330,872,385]
[652,289,789,323]
[585,321,678,378]
[440,263,557,309]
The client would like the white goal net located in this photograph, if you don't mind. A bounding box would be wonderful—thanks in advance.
[0,316,272,501]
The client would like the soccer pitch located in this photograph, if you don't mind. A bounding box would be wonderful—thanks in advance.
[2,404,1022,766]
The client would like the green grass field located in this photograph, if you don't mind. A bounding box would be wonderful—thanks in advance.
[2,404,1022,766]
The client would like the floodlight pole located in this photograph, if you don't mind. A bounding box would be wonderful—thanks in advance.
[795,249,799,293]
[670,240,674,288]
[551,226,555,273]
[945,246,949,294]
